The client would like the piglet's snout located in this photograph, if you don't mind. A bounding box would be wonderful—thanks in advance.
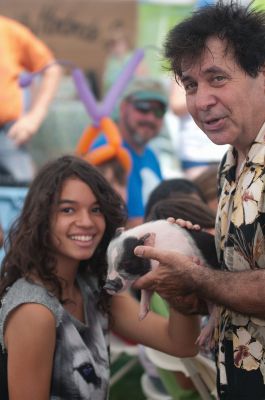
[104,277,123,294]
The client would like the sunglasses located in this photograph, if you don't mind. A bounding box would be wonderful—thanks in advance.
[132,101,166,119]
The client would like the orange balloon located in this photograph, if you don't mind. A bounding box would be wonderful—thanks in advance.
[76,125,99,156]
[75,117,132,174]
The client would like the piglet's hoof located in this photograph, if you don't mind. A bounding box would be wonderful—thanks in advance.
[139,306,149,321]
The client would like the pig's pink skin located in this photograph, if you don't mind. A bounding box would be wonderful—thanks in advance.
[139,289,152,320]
[196,304,217,348]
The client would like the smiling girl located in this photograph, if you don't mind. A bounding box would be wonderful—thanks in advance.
[0,155,199,400]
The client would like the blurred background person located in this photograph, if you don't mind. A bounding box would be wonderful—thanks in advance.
[91,77,168,228]
[144,177,206,220]
[82,137,132,204]
[103,25,149,96]
[193,164,219,213]
[102,25,149,123]
[146,195,216,231]
[169,81,228,179]
[0,15,62,184]
[94,158,129,204]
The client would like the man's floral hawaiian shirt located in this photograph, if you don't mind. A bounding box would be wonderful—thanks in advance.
[215,123,265,399]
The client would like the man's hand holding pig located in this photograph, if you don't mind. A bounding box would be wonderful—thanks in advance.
[133,246,208,315]
[167,217,201,231]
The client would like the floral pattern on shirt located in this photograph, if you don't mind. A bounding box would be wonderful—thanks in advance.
[215,123,265,397]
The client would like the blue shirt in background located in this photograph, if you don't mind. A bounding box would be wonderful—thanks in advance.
[91,135,162,219]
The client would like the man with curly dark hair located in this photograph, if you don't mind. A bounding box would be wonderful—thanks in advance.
[133,2,265,399]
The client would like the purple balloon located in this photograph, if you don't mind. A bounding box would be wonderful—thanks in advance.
[18,62,55,88]
[100,48,145,117]
[72,68,101,125]
[18,53,145,126]
[19,73,34,88]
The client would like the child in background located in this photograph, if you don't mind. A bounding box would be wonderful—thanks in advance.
[146,195,215,232]
[95,158,128,203]
[144,177,206,220]
[0,155,199,400]
[193,164,219,213]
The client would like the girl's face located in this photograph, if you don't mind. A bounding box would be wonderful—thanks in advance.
[51,178,106,269]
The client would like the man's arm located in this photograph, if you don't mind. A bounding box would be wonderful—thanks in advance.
[8,63,62,146]
[133,245,265,318]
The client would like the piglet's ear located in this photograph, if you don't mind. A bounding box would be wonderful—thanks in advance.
[114,227,125,238]
[139,232,156,247]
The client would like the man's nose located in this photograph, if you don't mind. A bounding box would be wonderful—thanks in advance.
[195,85,216,111]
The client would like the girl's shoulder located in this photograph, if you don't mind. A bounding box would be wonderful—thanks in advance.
[0,278,63,350]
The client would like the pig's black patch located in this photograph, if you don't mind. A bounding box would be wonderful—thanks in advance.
[113,227,124,238]
[188,230,219,269]
[118,236,151,277]
[104,277,123,292]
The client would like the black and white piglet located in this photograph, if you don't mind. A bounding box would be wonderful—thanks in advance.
[104,219,218,343]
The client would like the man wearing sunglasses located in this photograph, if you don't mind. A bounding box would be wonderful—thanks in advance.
[118,77,168,227]
[91,77,168,228]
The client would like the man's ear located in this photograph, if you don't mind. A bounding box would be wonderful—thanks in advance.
[138,232,156,247]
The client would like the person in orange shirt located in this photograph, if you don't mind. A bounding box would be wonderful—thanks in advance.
[0,16,61,184]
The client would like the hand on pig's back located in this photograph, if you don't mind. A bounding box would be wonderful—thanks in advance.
[132,245,199,294]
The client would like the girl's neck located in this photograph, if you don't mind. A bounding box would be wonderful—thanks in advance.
[56,259,79,287]
[62,277,80,299]
[63,279,85,323]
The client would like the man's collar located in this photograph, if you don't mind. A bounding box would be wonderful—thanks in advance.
[247,121,265,165]
[221,122,265,181]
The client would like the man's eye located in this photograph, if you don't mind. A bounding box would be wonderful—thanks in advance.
[213,75,225,82]
[184,82,197,92]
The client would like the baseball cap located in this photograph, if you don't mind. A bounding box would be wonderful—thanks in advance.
[123,77,168,107]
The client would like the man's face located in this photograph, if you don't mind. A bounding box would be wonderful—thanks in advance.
[181,37,265,154]
[120,99,166,150]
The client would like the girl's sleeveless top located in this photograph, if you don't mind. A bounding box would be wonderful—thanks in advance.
[0,275,110,400]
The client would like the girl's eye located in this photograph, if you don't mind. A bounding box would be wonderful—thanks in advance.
[92,206,102,214]
[60,207,74,214]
